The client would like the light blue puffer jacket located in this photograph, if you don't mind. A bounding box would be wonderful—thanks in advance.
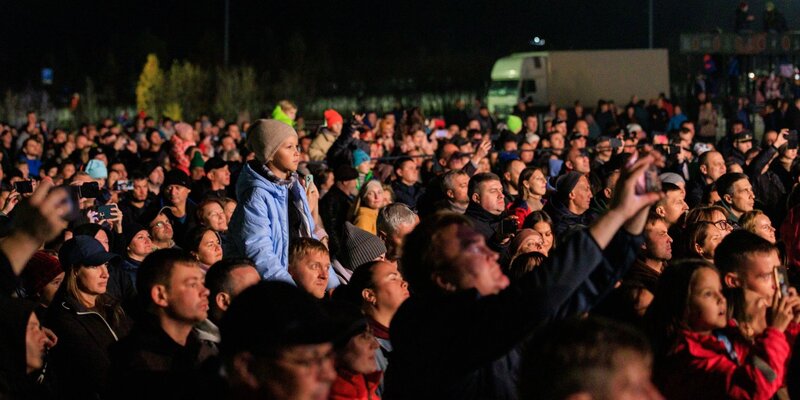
[227,162,339,288]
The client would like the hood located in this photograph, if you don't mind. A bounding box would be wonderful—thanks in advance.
[271,105,294,127]
[236,162,287,201]
[0,298,38,383]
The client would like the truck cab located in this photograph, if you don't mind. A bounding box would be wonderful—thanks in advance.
[487,52,548,119]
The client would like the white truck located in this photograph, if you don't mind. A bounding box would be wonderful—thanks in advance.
[487,49,670,118]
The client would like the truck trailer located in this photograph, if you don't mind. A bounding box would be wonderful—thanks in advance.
[487,49,670,118]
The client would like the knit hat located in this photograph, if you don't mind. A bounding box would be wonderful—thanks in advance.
[246,119,298,164]
[324,109,343,127]
[338,222,386,271]
[123,222,148,247]
[21,251,63,296]
[507,115,523,134]
[352,149,371,168]
[272,105,295,127]
[334,165,359,182]
[555,171,585,203]
[85,159,108,179]
[163,169,192,189]
[509,229,542,257]
[220,281,338,356]
[190,152,205,169]
[174,122,193,139]
[525,133,540,144]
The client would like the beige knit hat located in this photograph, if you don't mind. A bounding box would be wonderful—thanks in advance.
[246,119,298,164]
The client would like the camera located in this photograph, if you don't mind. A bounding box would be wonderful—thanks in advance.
[114,180,133,191]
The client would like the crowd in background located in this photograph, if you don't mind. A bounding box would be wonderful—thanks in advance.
[1,89,800,399]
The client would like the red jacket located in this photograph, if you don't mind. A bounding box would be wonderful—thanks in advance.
[656,325,790,400]
[329,369,382,400]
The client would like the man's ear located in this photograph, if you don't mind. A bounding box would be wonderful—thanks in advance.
[216,292,231,312]
[471,192,480,203]
[433,274,457,292]
[151,285,169,308]
[724,272,741,288]
[723,193,733,204]
[654,205,666,217]
[699,164,708,175]
[231,352,260,389]
[603,187,613,199]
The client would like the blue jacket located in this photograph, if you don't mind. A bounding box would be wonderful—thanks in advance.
[226,163,339,288]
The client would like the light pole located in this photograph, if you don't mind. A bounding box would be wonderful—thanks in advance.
[648,0,653,49]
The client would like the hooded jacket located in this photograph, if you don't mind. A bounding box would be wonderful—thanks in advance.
[656,325,791,400]
[542,198,590,241]
[309,128,337,161]
[0,298,48,399]
[226,162,339,287]
[46,292,129,399]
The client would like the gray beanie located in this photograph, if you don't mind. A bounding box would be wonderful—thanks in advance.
[338,222,387,271]
[246,119,298,164]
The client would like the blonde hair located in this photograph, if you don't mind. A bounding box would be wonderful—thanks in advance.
[278,99,297,113]
[739,210,767,234]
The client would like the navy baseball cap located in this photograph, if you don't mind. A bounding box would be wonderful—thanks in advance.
[58,235,120,272]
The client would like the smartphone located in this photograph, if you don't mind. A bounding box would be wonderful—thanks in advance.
[114,180,133,191]
[499,217,518,237]
[78,181,100,199]
[773,266,790,299]
[434,129,449,138]
[305,174,314,187]
[96,205,115,220]
[627,157,662,195]
[13,180,33,194]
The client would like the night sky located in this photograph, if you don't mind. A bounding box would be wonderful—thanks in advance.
[1,0,798,101]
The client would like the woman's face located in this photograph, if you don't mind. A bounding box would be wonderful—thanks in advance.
[532,221,553,256]
[753,213,776,244]
[77,263,110,296]
[364,184,385,209]
[527,170,547,197]
[201,202,228,232]
[128,230,153,259]
[518,232,545,255]
[94,229,110,252]
[340,329,380,374]
[697,225,724,259]
[195,230,223,266]
[367,262,410,316]
[269,136,300,174]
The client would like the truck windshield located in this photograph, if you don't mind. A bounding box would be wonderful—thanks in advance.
[488,80,518,97]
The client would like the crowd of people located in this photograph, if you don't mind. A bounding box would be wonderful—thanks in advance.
[1,92,800,400]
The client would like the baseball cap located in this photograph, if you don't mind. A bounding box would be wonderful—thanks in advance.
[203,157,228,174]
[58,235,120,272]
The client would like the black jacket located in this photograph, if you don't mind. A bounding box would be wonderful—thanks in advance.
[109,318,217,399]
[391,181,425,210]
[320,186,353,256]
[464,202,508,257]
[0,298,52,399]
[46,293,130,399]
[542,199,590,242]
[383,228,644,399]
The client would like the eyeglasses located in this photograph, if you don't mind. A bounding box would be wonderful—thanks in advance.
[151,221,171,229]
[712,220,733,232]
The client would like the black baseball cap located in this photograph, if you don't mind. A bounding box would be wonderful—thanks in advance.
[203,157,228,174]
[58,235,120,272]
[163,169,192,189]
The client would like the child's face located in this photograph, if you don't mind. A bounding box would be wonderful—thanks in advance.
[688,267,728,333]
[356,162,371,174]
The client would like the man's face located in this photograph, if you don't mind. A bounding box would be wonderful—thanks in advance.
[506,160,525,189]
[397,161,419,185]
[550,133,565,149]
[208,166,231,187]
[339,179,358,197]
[605,352,662,400]
[149,214,174,242]
[164,262,209,323]
[568,150,591,174]
[166,185,190,207]
[659,190,689,225]
[26,313,47,373]
[449,174,470,205]
[732,250,780,302]
[735,140,752,154]
[569,176,593,214]
[703,152,727,182]
[446,225,509,296]
[728,179,755,213]
[644,220,672,261]
[525,116,538,133]
[288,250,330,299]
[133,178,149,201]
[519,143,535,163]
[149,167,164,185]
[473,179,505,215]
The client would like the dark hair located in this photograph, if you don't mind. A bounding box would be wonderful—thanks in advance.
[393,156,414,172]
[71,223,107,239]
[522,210,553,230]
[196,197,226,226]
[184,226,219,254]
[468,172,501,198]
[645,259,717,356]
[508,251,546,281]
[136,248,199,311]
[400,212,473,297]
[714,172,748,200]
[517,167,544,200]
[205,257,257,321]
[520,317,652,400]
[331,260,383,307]
[685,205,728,226]
[675,221,715,259]
[713,230,776,277]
